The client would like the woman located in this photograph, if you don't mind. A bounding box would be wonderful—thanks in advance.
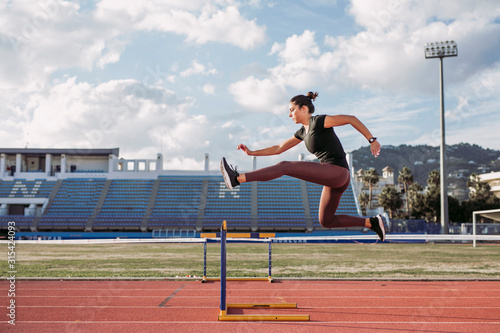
[221,92,386,241]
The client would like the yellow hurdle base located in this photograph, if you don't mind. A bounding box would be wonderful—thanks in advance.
[218,313,310,321]
[218,303,310,321]
[227,303,297,309]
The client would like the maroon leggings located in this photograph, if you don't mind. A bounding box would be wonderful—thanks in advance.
[244,161,366,228]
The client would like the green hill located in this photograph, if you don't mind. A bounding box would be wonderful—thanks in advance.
[349,143,500,201]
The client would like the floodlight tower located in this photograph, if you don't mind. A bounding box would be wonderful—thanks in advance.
[425,40,458,234]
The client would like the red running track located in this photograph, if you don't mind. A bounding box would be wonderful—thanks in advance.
[1,280,500,332]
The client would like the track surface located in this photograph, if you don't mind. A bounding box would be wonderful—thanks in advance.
[2,280,500,332]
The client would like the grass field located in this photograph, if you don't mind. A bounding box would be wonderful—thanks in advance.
[3,242,500,279]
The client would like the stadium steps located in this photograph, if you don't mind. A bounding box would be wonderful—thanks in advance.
[85,179,111,231]
[194,179,209,232]
[300,179,314,231]
[31,179,63,232]
[140,178,161,232]
[250,182,258,232]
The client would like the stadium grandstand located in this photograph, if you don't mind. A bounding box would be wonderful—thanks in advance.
[0,148,361,234]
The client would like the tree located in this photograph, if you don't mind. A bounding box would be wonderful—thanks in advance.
[427,169,440,187]
[398,166,414,216]
[362,168,379,209]
[378,187,403,219]
[358,192,369,215]
[467,173,493,201]
[407,182,425,218]
[448,196,462,223]
[424,170,441,221]
[460,173,500,222]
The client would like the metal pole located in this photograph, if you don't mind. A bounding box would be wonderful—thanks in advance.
[203,239,207,279]
[439,57,449,234]
[268,240,272,279]
[220,222,227,314]
[472,212,477,248]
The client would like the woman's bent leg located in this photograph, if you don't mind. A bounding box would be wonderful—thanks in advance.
[318,181,366,228]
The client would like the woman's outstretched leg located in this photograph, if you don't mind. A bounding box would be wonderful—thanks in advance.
[220,157,386,240]
[239,160,350,188]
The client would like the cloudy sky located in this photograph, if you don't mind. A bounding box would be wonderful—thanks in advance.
[1,0,499,171]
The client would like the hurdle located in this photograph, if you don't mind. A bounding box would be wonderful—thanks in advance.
[217,221,310,321]
[200,231,274,283]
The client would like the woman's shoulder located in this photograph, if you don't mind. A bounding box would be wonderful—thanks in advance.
[311,114,327,127]
[312,114,327,120]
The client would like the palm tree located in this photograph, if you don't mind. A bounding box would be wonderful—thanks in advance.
[358,192,369,215]
[467,173,492,201]
[427,169,440,187]
[398,166,414,216]
[407,182,424,217]
[362,168,379,209]
[425,170,441,221]
[378,187,403,219]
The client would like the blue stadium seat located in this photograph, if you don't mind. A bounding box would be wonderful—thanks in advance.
[147,176,204,230]
[202,176,252,230]
[94,179,155,230]
[257,177,307,230]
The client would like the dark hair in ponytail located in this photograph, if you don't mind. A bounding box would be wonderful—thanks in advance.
[290,91,319,114]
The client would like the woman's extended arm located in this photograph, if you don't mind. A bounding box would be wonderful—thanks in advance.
[237,136,302,156]
[324,115,381,157]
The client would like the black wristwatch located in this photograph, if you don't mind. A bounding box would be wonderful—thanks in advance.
[369,137,377,143]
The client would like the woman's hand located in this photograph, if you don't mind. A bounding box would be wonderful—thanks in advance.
[237,143,253,156]
[370,140,381,157]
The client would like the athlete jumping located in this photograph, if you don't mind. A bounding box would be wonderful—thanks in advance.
[221,91,386,241]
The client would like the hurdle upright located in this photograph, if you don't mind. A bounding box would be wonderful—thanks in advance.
[217,220,310,321]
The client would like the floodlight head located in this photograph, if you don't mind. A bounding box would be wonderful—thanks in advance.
[425,40,458,58]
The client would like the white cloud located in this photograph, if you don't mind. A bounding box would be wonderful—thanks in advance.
[269,30,320,62]
[96,38,128,69]
[0,0,265,92]
[95,1,267,50]
[180,61,217,77]
[230,30,340,111]
[230,0,500,112]
[339,0,500,93]
[0,0,128,91]
[228,76,287,114]
[447,64,500,123]
[406,60,500,149]
[221,120,236,128]
[2,77,213,160]
[202,83,215,95]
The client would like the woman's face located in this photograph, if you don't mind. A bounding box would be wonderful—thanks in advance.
[288,102,308,124]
